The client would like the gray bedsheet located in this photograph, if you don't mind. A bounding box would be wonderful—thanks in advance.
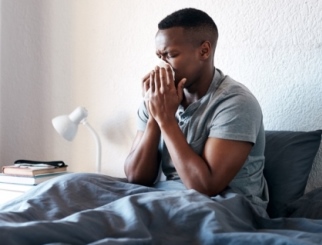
[0,173,321,245]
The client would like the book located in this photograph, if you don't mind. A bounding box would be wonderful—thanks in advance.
[0,182,34,192]
[2,165,68,177]
[0,172,69,185]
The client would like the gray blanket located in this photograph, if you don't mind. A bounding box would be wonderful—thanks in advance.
[0,173,321,245]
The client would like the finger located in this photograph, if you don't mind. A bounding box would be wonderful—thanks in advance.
[142,72,151,97]
[162,63,175,89]
[141,73,150,88]
[141,72,150,82]
[142,77,150,97]
[159,67,168,94]
[158,61,175,83]
[143,82,150,100]
[143,78,150,92]
[154,66,161,94]
[165,64,175,85]
[149,71,155,93]
[177,78,187,101]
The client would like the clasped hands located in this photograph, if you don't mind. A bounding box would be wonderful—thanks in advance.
[142,64,186,126]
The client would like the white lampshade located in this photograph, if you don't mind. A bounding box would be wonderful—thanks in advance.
[52,107,88,141]
[52,107,102,173]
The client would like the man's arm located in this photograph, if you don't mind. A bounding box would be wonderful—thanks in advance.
[124,119,161,185]
[124,73,161,186]
[148,65,253,196]
[160,120,252,196]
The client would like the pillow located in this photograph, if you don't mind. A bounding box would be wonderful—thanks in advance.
[264,130,322,218]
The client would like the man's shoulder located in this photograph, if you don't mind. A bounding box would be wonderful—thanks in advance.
[220,75,251,93]
[213,74,260,107]
[206,72,263,121]
[209,75,255,105]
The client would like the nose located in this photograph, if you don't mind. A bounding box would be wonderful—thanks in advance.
[159,57,167,63]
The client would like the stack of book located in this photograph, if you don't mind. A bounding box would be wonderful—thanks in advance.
[0,160,68,187]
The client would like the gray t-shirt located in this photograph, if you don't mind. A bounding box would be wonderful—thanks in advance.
[137,68,269,208]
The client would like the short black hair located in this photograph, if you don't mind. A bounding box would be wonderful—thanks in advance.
[158,8,218,48]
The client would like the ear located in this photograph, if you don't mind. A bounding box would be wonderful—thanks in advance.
[199,41,212,60]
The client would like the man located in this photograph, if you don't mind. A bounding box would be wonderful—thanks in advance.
[124,8,268,208]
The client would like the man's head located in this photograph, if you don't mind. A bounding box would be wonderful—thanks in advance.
[158,8,218,51]
[155,8,218,88]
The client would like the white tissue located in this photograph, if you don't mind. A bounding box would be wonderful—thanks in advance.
[143,60,175,101]
[157,59,175,79]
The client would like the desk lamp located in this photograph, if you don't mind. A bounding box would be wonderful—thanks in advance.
[52,107,101,173]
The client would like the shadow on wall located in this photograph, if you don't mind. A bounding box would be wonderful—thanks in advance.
[102,111,136,147]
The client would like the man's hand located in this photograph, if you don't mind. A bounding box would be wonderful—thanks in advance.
[148,65,186,126]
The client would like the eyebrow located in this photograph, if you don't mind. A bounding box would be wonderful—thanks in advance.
[156,48,178,56]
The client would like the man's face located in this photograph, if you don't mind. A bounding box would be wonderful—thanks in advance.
[155,27,201,87]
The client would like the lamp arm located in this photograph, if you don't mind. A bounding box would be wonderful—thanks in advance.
[82,120,102,173]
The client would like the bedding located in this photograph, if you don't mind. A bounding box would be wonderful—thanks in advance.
[286,186,322,219]
[0,130,321,245]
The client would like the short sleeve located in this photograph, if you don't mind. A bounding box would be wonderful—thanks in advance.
[209,85,263,144]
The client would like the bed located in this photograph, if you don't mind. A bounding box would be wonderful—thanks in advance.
[0,130,321,245]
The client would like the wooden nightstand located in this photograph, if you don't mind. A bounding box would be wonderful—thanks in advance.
[0,183,34,205]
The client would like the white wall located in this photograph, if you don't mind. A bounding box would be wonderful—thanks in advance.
[1,0,321,190]
[0,0,2,158]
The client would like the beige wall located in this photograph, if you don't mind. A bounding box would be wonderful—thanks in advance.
[1,0,321,189]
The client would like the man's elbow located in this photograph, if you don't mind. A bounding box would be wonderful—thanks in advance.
[185,181,226,197]
[125,172,155,187]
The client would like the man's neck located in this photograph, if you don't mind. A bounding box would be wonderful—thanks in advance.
[181,66,215,108]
